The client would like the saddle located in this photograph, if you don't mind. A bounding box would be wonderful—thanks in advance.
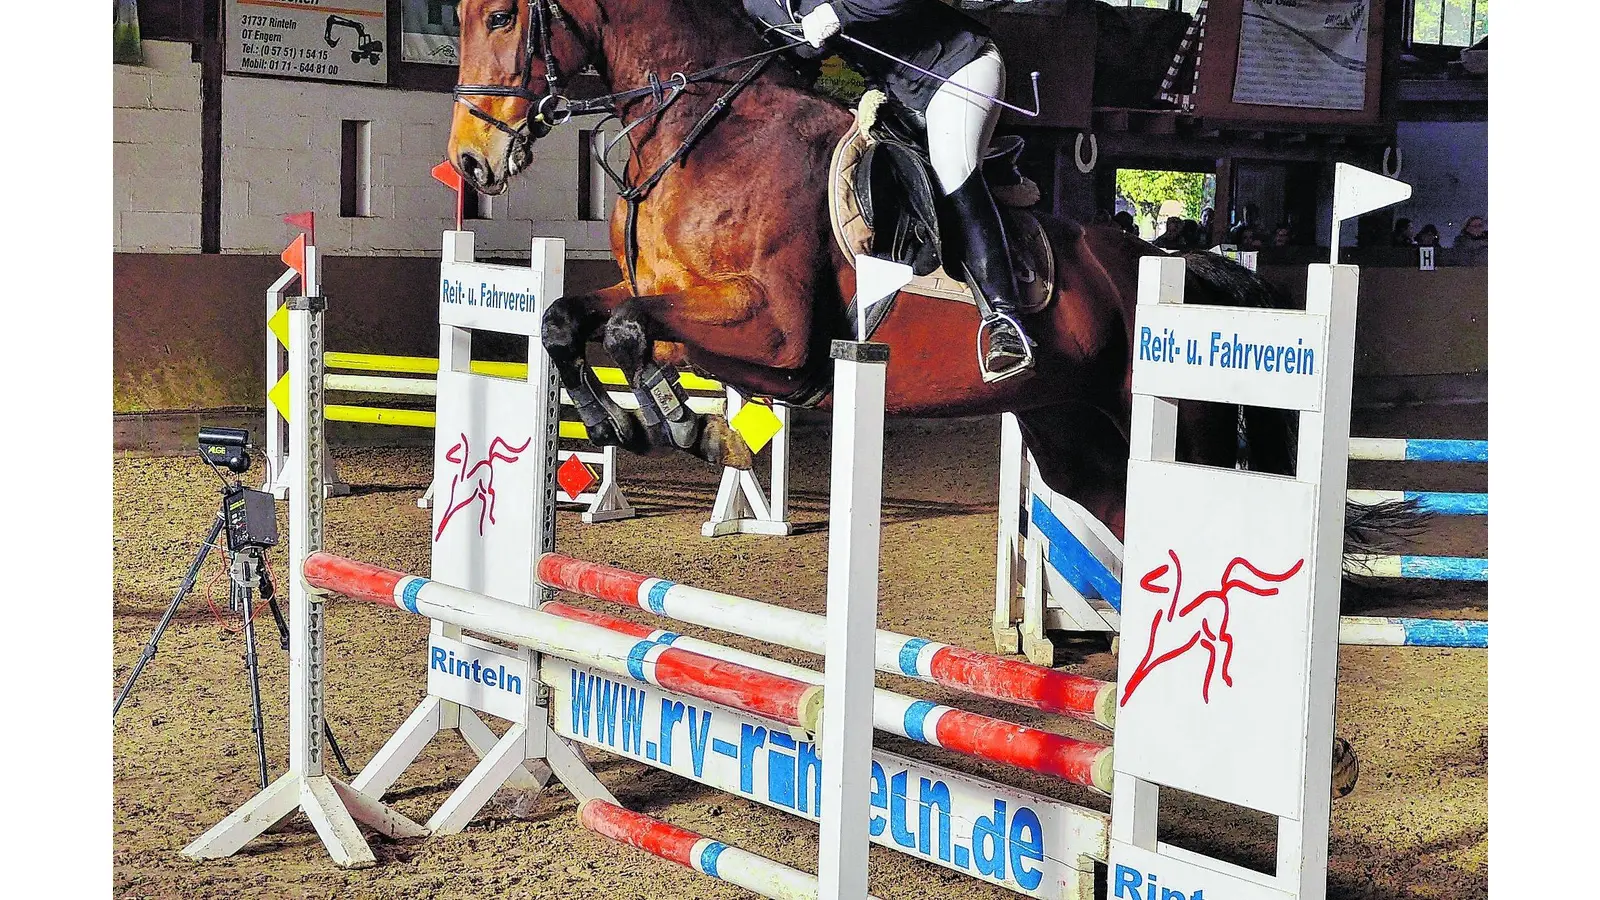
[828,101,1057,337]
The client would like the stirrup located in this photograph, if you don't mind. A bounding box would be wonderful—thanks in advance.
[976,312,1035,384]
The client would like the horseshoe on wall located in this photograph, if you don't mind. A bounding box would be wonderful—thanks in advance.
[1074,132,1098,174]
[1381,145,1403,178]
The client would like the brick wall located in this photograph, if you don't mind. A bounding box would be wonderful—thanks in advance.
[113,40,204,252]
[219,77,616,258]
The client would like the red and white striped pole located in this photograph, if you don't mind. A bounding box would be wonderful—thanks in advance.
[578,800,880,900]
[537,553,1117,729]
[304,552,823,733]
[543,602,1114,791]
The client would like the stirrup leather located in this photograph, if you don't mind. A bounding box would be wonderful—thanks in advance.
[976,312,1035,384]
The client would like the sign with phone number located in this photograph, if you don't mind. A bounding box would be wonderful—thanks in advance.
[225,0,388,85]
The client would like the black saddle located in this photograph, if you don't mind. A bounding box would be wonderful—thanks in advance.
[851,100,1031,277]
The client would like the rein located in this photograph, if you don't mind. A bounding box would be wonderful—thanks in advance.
[454,0,787,293]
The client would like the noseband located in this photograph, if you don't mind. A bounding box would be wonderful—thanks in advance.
[453,0,576,143]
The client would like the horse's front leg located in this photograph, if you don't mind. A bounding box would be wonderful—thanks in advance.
[541,285,652,455]
[600,278,799,471]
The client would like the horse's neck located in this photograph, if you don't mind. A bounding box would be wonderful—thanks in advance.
[588,0,819,163]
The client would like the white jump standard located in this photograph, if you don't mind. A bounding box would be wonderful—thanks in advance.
[1108,256,1357,900]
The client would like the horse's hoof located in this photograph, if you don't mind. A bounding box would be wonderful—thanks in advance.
[1331,737,1359,799]
[582,415,650,456]
[699,416,754,470]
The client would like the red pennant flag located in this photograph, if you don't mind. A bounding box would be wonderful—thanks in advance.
[431,160,463,191]
[282,211,315,245]
[280,233,307,282]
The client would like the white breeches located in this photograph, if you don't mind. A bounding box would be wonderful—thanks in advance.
[926,42,1005,195]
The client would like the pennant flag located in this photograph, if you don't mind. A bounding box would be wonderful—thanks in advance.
[1332,163,1411,225]
[730,401,784,455]
[282,211,315,244]
[854,254,914,341]
[1329,163,1411,265]
[267,303,290,350]
[431,160,463,191]
[268,374,292,423]
[280,233,307,283]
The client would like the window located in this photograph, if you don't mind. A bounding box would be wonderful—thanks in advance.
[578,129,612,222]
[340,120,371,217]
[1093,0,1205,13]
[1410,0,1488,47]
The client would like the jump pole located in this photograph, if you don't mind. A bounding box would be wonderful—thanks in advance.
[539,600,1114,790]
[535,553,1118,728]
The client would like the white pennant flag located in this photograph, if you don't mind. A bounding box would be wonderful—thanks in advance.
[1330,163,1411,264]
[854,255,914,341]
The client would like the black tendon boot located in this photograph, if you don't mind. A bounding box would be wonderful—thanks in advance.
[944,167,1035,382]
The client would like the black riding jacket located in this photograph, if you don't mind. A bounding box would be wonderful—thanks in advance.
[742,0,991,112]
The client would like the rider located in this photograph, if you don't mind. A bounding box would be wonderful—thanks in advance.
[742,0,1034,381]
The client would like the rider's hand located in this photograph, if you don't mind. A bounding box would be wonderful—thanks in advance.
[800,4,841,49]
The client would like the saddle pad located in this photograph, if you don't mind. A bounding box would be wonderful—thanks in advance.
[828,124,1055,314]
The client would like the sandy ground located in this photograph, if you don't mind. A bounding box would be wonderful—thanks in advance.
[112,409,1486,900]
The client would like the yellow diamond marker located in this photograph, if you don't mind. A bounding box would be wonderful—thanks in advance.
[268,303,290,350]
[268,374,292,422]
[729,400,782,454]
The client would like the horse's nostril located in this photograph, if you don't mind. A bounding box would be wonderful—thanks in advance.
[459,152,490,188]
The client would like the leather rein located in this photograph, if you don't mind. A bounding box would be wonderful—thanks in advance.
[452,0,787,293]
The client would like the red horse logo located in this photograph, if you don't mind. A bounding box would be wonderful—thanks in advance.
[1120,551,1305,706]
[434,433,534,541]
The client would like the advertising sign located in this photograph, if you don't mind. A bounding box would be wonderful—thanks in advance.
[226,0,389,84]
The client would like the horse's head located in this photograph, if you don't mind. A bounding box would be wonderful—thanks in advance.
[450,0,597,194]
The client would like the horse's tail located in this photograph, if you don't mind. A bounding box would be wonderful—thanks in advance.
[1175,249,1433,560]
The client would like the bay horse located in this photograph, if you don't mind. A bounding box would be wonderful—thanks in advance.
[444,0,1404,549]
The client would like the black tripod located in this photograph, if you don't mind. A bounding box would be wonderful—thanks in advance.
[113,432,351,788]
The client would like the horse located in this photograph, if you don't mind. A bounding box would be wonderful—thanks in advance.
[443,0,1411,551]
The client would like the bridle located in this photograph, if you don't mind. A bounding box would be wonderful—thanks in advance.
[452,0,579,144]
[451,0,794,291]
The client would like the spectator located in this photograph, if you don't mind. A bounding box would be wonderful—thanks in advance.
[1271,225,1293,248]
[1456,216,1487,248]
[1113,210,1138,236]
[1235,224,1263,251]
[1152,216,1185,249]
[1391,218,1416,247]
[1179,219,1201,248]
[1415,224,1441,248]
[1199,207,1214,232]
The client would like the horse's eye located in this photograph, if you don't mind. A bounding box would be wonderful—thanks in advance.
[487,10,515,30]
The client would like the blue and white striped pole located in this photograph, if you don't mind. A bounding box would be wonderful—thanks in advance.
[1348,438,1487,463]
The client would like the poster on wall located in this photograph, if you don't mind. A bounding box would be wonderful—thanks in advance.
[402,0,462,66]
[1231,0,1369,111]
[225,0,389,84]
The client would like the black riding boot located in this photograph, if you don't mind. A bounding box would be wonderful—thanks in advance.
[944,168,1034,382]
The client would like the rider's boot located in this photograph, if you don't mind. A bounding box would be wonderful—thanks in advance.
[945,168,1035,383]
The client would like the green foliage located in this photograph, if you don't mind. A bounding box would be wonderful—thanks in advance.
[1410,0,1488,47]
[114,0,142,65]
[1115,169,1209,235]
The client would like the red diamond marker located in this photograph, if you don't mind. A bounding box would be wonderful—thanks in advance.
[557,454,599,500]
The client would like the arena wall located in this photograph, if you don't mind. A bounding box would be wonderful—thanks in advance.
[114,40,205,252]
